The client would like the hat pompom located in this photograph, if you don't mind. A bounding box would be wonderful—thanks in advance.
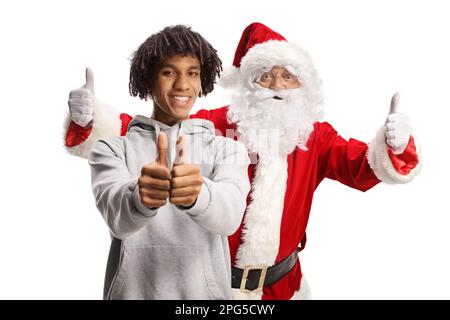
[218,66,240,89]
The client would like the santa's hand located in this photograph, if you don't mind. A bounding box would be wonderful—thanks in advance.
[385,92,412,154]
[170,135,203,207]
[138,132,171,209]
[68,67,95,127]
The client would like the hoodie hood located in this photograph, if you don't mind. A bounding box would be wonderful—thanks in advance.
[127,115,216,137]
[126,115,216,169]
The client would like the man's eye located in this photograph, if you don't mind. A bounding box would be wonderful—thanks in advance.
[162,70,175,76]
[189,71,200,77]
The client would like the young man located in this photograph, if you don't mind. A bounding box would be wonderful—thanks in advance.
[87,25,250,300]
[65,23,421,299]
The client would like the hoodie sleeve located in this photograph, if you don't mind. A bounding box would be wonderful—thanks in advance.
[179,137,250,236]
[88,139,157,239]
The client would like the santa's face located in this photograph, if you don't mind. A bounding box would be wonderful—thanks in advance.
[227,67,320,158]
[256,66,301,90]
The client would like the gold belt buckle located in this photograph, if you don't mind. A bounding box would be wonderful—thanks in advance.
[240,265,268,293]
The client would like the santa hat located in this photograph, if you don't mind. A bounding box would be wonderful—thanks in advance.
[220,22,315,88]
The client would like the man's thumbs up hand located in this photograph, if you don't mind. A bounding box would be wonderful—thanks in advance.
[385,92,412,154]
[138,132,171,209]
[170,135,203,208]
[138,133,204,209]
[68,67,95,127]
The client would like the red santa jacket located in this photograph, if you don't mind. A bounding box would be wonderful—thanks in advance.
[65,106,420,299]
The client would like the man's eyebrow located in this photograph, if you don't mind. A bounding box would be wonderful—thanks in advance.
[160,64,200,70]
[185,65,201,71]
[160,63,175,69]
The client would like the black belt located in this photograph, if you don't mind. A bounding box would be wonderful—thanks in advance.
[231,249,301,292]
[231,234,307,293]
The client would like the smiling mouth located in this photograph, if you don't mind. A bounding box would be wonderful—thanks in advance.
[171,96,190,101]
[170,96,191,105]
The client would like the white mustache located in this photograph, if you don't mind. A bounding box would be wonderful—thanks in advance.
[251,87,299,102]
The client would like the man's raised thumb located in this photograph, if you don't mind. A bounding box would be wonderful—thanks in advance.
[156,132,168,168]
[174,135,185,165]
[84,67,95,95]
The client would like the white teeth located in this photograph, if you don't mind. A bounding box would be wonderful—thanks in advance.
[172,96,189,101]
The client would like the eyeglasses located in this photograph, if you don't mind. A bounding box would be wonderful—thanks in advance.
[258,71,299,84]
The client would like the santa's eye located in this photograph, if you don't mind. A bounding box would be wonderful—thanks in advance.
[283,73,296,81]
[260,73,273,81]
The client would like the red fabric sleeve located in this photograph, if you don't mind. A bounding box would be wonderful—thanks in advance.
[65,121,93,147]
[387,136,419,175]
[65,113,132,148]
[119,113,133,136]
[317,122,380,191]
[190,106,232,136]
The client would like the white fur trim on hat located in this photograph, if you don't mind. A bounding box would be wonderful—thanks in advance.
[239,40,315,84]
[63,98,122,159]
[367,126,422,184]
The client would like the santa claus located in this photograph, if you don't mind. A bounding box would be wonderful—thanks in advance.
[64,22,422,299]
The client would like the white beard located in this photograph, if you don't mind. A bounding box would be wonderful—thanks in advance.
[225,82,324,300]
[227,86,323,158]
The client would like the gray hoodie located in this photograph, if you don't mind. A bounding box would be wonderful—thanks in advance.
[88,116,250,300]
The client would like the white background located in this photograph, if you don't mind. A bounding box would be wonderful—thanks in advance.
[0,0,448,299]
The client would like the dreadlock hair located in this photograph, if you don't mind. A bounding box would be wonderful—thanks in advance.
[129,25,223,100]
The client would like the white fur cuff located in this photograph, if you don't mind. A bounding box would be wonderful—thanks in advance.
[367,126,422,184]
[63,98,122,159]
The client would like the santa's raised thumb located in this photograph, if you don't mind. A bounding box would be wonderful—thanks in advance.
[389,92,400,115]
[84,67,95,95]
[384,92,413,155]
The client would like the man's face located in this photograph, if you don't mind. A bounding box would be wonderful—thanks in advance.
[152,54,201,126]
[256,66,301,90]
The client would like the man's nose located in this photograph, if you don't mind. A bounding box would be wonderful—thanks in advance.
[174,74,190,91]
